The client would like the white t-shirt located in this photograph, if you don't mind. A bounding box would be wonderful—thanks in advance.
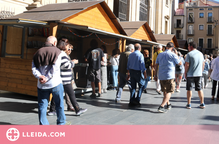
[110,55,120,66]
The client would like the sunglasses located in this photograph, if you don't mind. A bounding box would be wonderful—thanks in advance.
[68,48,73,51]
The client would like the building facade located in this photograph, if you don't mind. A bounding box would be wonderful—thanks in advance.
[1,0,174,35]
[185,0,219,55]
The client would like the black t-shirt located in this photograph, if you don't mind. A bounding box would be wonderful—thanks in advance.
[144,57,152,76]
[85,48,104,70]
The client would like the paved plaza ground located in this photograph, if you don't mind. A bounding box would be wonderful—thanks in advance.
[0,80,219,125]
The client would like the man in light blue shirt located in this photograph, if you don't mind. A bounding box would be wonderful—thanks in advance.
[154,42,182,113]
[32,36,66,125]
[127,43,147,106]
[185,42,205,109]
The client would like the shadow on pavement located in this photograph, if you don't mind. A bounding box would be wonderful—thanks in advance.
[0,102,38,113]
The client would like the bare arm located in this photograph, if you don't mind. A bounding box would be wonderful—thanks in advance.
[184,62,189,79]
[154,64,158,81]
[202,62,205,72]
[178,61,182,66]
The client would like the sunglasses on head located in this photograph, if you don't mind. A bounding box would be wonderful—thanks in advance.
[61,38,68,43]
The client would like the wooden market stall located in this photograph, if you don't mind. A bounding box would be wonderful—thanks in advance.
[154,34,179,48]
[120,21,160,78]
[0,1,131,96]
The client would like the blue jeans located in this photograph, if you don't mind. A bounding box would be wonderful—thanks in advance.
[37,83,66,125]
[129,69,145,103]
[143,76,150,90]
[111,65,118,87]
[116,73,131,100]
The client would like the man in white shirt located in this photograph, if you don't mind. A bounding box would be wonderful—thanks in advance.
[32,36,66,125]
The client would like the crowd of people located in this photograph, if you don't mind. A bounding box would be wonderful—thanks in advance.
[32,36,218,125]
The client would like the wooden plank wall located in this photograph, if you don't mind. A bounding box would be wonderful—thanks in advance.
[0,57,37,96]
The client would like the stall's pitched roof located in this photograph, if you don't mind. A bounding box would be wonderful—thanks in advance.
[178,40,188,49]
[120,21,156,42]
[7,1,126,35]
[154,34,179,47]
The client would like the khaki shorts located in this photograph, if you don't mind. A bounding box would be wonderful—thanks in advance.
[160,79,175,93]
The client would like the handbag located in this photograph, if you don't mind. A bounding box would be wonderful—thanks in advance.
[176,64,182,71]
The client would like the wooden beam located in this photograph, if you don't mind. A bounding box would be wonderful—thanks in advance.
[118,38,126,52]
[49,23,58,36]
[119,38,123,52]
[122,38,126,52]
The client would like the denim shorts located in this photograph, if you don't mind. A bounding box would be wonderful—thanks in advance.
[186,77,202,91]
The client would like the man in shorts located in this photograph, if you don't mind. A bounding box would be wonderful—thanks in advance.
[84,39,104,98]
[154,42,182,113]
[185,42,205,109]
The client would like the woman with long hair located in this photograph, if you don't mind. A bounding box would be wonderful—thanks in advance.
[109,48,120,90]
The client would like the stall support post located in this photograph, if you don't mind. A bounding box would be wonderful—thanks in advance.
[119,38,126,52]
[49,23,58,36]
[21,27,26,59]
[1,25,7,57]
[151,45,154,80]
[122,38,126,52]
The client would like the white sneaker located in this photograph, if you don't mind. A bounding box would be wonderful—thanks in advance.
[176,89,180,92]
[103,89,107,93]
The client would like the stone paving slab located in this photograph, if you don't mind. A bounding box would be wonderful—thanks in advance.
[0,80,219,125]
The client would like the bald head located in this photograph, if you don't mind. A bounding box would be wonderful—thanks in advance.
[46,36,57,46]
[134,43,141,51]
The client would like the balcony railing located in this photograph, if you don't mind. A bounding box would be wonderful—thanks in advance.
[206,44,214,49]
[174,23,184,28]
[207,17,214,23]
[198,44,215,49]
[202,44,214,49]
[187,30,194,36]
[176,34,183,39]
[207,30,214,36]
[197,43,204,48]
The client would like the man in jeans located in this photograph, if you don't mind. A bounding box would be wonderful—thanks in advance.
[115,44,134,103]
[32,36,66,125]
[127,43,147,106]
[154,42,182,113]
[185,42,205,109]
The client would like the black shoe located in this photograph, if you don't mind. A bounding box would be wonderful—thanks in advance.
[90,93,96,99]
[97,93,102,97]
[133,101,141,107]
[67,107,75,111]
[144,89,147,93]
[76,108,87,116]
[166,104,172,110]
[156,90,162,95]
[158,106,167,113]
[129,102,136,107]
